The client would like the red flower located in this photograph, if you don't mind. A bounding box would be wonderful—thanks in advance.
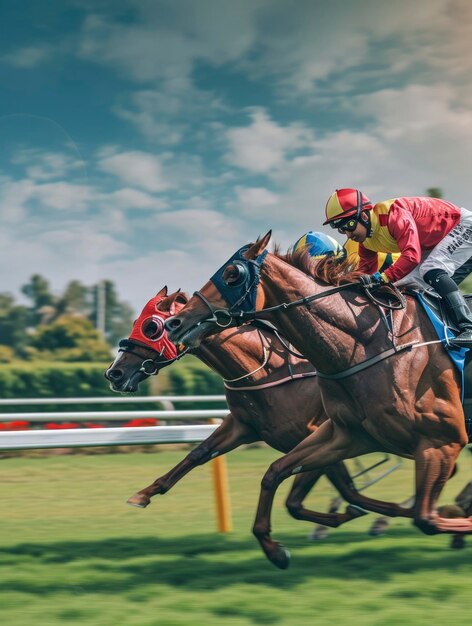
[0,420,30,431]
[124,418,158,427]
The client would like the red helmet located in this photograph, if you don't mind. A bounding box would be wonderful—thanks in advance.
[323,188,372,226]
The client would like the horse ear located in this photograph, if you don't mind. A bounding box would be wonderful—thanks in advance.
[175,292,189,305]
[156,289,181,313]
[156,286,168,297]
[243,230,272,259]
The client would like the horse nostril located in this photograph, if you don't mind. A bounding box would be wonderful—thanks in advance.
[164,317,182,331]
[106,368,124,382]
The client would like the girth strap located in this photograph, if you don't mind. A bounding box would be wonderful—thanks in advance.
[316,343,415,380]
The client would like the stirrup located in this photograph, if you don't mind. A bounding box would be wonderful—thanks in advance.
[451,330,472,347]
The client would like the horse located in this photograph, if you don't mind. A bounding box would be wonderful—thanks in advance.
[105,286,410,540]
[164,231,472,568]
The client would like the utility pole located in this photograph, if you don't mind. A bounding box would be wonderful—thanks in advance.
[96,280,106,337]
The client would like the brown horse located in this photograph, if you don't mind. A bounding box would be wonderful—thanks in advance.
[165,231,472,568]
[105,286,409,537]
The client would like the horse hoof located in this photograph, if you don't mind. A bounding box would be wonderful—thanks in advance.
[270,544,291,570]
[127,493,151,508]
[308,526,329,541]
[368,519,389,537]
[346,504,368,518]
[450,535,465,550]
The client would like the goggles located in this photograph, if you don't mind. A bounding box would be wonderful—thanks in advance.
[329,216,358,233]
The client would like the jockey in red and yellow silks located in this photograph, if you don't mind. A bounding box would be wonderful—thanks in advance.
[343,238,399,273]
[323,188,472,347]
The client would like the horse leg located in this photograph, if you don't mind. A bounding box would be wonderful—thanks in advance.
[285,465,367,529]
[252,420,377,569]
[413,440,472,534]
[368,497,415,537]
[127,414,257,507]
[309,496,344,541]
[450,480,472,548]
[325,464,414,518]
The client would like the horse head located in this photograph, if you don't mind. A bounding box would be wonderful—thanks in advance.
[105,286,188,392]
[166,231,272,347]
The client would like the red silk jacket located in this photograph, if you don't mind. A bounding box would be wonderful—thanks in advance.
[359,197,461,282]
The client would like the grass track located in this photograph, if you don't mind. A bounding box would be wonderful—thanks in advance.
[0,447,470,626]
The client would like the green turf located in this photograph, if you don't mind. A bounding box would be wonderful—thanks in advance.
[0,447,470,626]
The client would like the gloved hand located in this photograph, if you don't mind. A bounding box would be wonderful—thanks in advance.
[359,272,386,287]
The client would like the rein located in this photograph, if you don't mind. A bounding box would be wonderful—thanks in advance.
[194,282,406,328]
[222,346,270,383]
[191,270,411,381]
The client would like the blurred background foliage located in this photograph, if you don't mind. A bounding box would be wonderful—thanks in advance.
[0,274,134,362]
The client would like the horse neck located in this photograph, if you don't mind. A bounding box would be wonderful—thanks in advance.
[260,254,384,372]
[194,326,285,383]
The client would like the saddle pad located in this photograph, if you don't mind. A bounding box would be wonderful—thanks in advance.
[416,293,471,437]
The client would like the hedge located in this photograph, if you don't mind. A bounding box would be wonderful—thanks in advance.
[161,356,226,409]
[0,357,226,413]
[0,362,151,413]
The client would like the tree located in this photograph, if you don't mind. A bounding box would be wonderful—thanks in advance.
[21,274,57,325]
[56,280,92,318]
[90,280,134,345]
[0,293,31,356]
[426,187,443,199]
[28,315,112,362]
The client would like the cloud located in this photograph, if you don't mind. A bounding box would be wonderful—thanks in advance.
[225,108,314,173]
[97,149,171,192]
[106,188,168,211]
[12,149,85,182]
[77,2,262,82]
[2,45,53,68]
[112,78,225,145]
[235,186,279,216]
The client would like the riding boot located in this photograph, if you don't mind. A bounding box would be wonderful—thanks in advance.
[443,291,472,347]
[424,268,472,348]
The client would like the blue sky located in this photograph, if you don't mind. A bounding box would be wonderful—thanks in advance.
[1,0,472,312]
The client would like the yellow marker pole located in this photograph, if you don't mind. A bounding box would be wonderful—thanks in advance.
[210,419,232,533]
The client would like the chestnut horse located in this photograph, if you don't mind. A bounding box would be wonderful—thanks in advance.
[165,231,472,568]
[105,286,409,538]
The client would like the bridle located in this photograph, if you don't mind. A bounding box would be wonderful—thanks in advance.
[118,338,190,376]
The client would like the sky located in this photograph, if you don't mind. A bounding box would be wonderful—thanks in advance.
[1,0,472,314]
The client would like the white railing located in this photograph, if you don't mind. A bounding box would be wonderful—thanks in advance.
[0,395,227,405]
[0,424,218,450]
[0,409,228,422]
[0,395,228,421]
[0,395,227,446]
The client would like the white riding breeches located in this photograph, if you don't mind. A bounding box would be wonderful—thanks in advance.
[395,207,472,289]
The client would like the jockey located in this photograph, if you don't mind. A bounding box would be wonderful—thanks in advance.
[323,188,472,347]
[291,231,345,259]
[343,238,398,273]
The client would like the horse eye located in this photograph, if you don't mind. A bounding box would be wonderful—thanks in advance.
[224,267,239,285]
[142,317,165,341]
[223,263,247,286]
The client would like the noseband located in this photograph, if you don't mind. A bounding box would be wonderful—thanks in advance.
[118,339,189,376]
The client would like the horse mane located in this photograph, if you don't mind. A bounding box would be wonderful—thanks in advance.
[272,244,363,286]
